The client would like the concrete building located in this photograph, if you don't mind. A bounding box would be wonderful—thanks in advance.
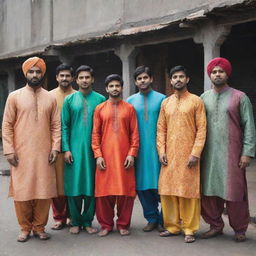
[0,0,256,125]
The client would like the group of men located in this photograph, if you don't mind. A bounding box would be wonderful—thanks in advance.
[2,56,255,244]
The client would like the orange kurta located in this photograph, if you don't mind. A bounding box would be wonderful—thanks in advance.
[49,86,75,195]
[157,91,206,199]
[2,85,61,201]
[92,100,139,197]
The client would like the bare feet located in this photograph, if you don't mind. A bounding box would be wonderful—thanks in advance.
[69,226,80,234]
[234,233,246,242]
[85,226,98,234]
[119,229,130,236]
[17,231,30,242]
[98,229,111,237]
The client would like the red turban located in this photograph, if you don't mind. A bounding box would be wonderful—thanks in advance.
[207,57,232,77]
[22,57,46,76]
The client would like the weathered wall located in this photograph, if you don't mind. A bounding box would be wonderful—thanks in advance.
[0,0,242,58]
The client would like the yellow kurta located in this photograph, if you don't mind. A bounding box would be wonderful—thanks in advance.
[157,91,206,199]
[2,85,61,201]
[49,86,75,196]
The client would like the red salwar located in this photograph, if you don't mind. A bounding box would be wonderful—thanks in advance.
[96,196,135,231]
[52,196,69,224]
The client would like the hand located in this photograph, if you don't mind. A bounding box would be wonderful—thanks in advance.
[64,151,73,164]
[124,155,134,169]
[187,155,199,169]
[239,156,251,169]
[6,153,19,167]
[96,157,106,170]
[159,153,168,166]
[49,150,58,165]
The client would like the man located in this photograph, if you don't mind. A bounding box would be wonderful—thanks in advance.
[92,74,139,237]
[157,65,206,243]
[49,64,76,230]
[61,65,105,235]
[127,66,165,232]
[2,57,61,242]
[200,57,256,242]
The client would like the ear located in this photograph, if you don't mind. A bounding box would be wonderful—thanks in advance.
[186,77,190,84]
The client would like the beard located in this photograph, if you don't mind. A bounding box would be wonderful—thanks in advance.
[26,76,44,87]
[212,78,227,87]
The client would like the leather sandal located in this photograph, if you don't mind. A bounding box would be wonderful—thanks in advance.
[33,231,51,240]
[17,232,30,242]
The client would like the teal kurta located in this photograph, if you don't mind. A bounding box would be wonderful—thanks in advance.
[127,90,165,190]
[201,87,255,201]
[61,91,105,196]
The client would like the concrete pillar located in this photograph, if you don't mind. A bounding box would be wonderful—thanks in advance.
[7,69,15,93]
[194,22,231,91]
[115,44,138,99]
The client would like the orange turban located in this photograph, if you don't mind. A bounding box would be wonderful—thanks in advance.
[22,57,46,76]
[207,57,232,77]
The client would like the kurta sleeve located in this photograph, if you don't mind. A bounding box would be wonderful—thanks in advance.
[50,99,61,152]
[191,99,207,158]
[61,98,71,152]
[128,107,139,157]
[2,94,16,155]
[91,106,103,158]
[240,95,256,157]
[157,100,167,155]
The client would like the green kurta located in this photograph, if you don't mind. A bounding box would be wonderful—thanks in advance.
[61,90,105,197]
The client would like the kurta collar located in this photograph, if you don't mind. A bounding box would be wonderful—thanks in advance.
[213,85,230,94]
[78,90,92,97]
[108,99,122,105]
[139,89,153,97]
[25,84,42,93]
[174,90,189,99]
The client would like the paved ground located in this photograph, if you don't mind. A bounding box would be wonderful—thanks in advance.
[0,145,256,256]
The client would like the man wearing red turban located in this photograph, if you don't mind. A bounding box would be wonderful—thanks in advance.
[200,57,255,242]
[2,56,61,242]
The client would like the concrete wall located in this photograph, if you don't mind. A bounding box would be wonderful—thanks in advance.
[0,0,240,58]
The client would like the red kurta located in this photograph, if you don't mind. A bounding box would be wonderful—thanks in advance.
[92,100,139,197]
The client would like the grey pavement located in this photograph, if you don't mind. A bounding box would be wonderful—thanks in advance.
[0,146,256,256]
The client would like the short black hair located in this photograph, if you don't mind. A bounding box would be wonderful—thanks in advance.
[56,63,74,76]
[169,65,189,78]
[105,74,123,87]
[75,65,94,78]
[133,66,152,80]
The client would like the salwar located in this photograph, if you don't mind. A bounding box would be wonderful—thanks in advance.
[96,196,135,231]
[201,195,249,234]
[161,195,200,235]
[68,196,95,227]
[137,189,163,225]
[14,199,51,233]
[52,196,69,223]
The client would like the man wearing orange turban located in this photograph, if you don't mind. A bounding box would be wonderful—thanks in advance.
[200,57,255,242]
[2,56,61,242]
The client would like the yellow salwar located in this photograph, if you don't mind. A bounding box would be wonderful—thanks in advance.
[161,195,200,235]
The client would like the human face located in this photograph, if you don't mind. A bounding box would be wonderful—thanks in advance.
[26,66,44,87]
[76,71,94,90]
[106,80,123,98]
[56,70,73,88]
[170,71,189,91]
[210,66,228,87]
[135,72,153,92]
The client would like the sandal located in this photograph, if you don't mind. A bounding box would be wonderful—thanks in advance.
[159,230,180,237]
[69,226,80,234]
[51,222,65,230]
[234,233,246,242]
[33,231,51,240]
[85,226,98,234]
[185,235,196,243]
[17,232,30,242]
[119,229,130,236]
